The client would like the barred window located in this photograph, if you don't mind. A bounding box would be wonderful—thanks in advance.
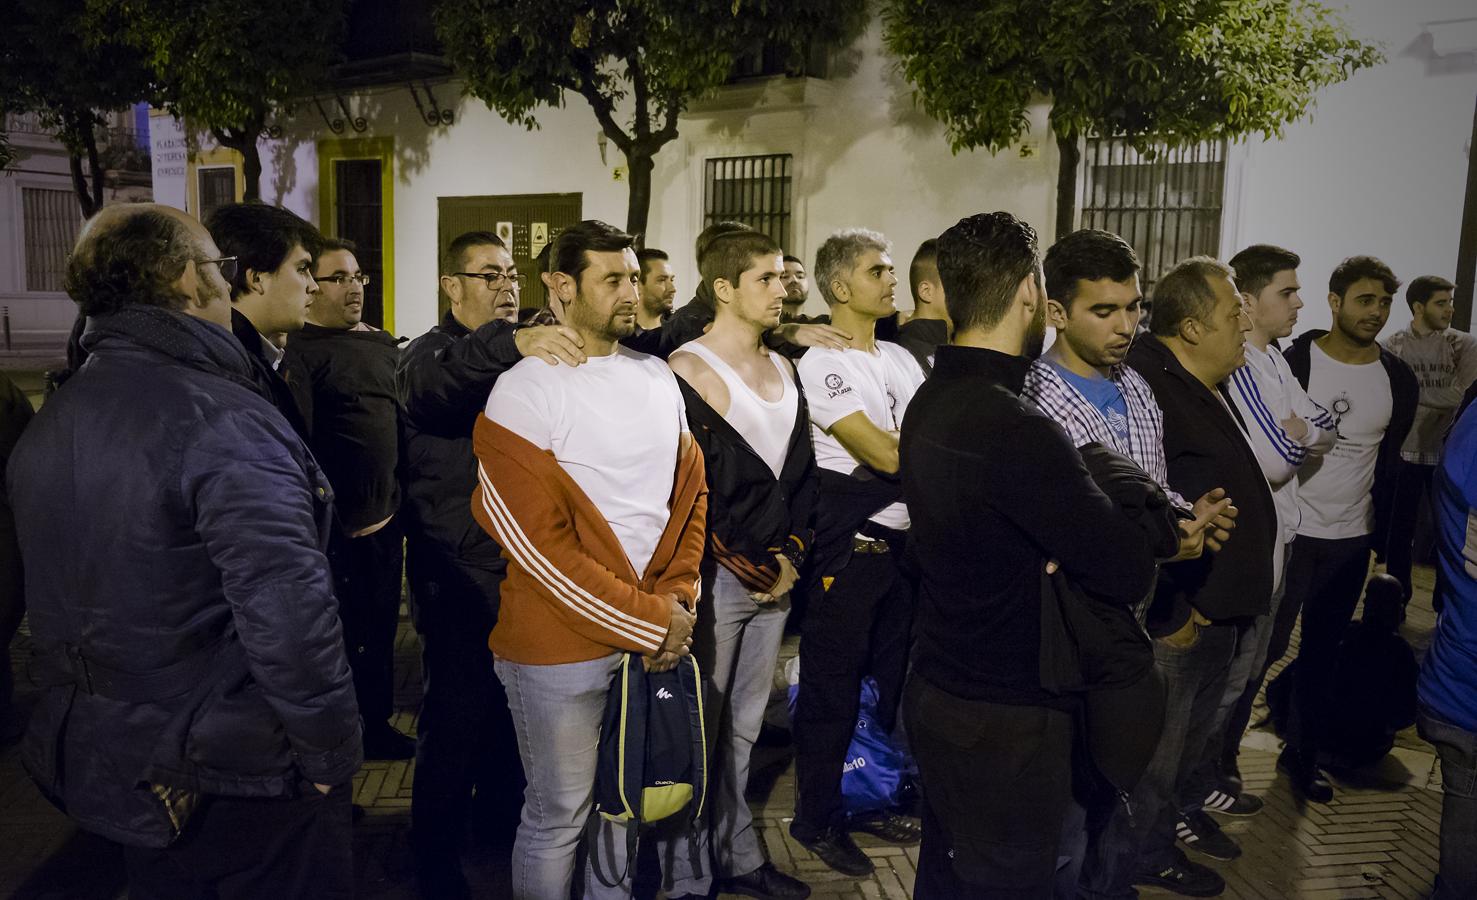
[22,187,82,293]
[703,154,793,252]
[1080,138,1226,295]
[197,167,237,224]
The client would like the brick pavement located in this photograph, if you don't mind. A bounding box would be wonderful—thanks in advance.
[1,566,1447,898]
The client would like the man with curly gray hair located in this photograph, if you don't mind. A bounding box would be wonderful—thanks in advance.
[789,227,927,876]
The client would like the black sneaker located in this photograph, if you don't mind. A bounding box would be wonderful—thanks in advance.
[1277,746,1334,804]
[1134,854,1226,897]
[789,824,874,877]
[1176,810,1241,860]
[1202,786,1264,816]
[363,722,416,760]
[719,862,812,899]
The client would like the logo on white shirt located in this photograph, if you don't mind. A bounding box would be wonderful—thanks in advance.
[824,372,851,399]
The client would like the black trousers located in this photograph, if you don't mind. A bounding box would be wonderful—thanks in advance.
[123,782,353,900]
[905,675,1074,899]
[328,520,405,726]
[406,545,523,872]
[1281,534,1371,763]
[1387,461,1435,599]
[792,545,914,835]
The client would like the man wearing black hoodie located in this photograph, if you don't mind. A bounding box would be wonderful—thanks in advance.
[1099,257,1277,898]
[1278,256,1417,802]
[283,237,413,760]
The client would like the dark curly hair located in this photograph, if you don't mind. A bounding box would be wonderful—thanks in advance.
[65,208,196,318]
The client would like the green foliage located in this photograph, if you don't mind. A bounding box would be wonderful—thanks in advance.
[882,0,1385,154]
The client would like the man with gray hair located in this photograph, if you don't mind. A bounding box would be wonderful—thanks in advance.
[9,204,361,897]
[790,228,926,876]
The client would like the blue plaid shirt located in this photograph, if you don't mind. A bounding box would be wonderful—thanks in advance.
[1023,356,1190,511]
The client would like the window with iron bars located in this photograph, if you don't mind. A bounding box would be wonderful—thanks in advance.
[1079,137,1227,303]
[703,155,793,253]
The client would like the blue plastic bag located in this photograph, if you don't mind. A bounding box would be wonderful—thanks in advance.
[788,675,915,815]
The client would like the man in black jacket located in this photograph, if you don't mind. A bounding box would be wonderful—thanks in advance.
[666,230,817,900]
[0,372,34,743]
[900,211,1161,899]
[206,203,321,437]
[1277,255,1417,802]
[1092,257,1277,899]
[12,204,360,897]
[398,229,587,898]
[283,237,413,760]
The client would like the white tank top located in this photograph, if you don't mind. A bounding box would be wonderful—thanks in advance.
[679,341,798,478]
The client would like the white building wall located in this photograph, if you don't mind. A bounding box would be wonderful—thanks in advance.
[1226,0,1477,335]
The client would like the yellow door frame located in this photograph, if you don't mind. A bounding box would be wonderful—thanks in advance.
[318,137,396,333]
[186,147,245,217]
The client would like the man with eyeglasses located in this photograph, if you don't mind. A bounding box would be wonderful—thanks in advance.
[206,202,322,437]
[282,237,413,762]
[398,229,587,897]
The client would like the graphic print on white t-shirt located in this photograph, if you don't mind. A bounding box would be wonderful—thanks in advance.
[483,346,688,575]
[798,342,926,532]
[1295,342,1392,540]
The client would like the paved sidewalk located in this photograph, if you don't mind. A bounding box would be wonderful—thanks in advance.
[2,566,1447,898]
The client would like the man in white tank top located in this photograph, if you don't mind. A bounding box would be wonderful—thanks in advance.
[665,232,816,899]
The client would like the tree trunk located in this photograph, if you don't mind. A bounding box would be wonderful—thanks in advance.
[68,153,98,219]
[1055,132,1081,241]
[64,112,102,219]
[625,151,655,241]
[85,125,105,214]
[213,123,264,202]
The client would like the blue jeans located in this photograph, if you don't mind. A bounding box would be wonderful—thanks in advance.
[496,652,626,900]
[1078,622,1236,898]
[660,567,791,895]
[1418,707,1477,900]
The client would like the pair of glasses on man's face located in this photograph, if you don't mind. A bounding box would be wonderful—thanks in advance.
[197,256,238,281]
[316,274,372,286]
[455,271,525,290]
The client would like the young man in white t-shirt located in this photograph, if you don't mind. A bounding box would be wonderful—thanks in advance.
[789,229,926,877]
[1280,255,1417,803]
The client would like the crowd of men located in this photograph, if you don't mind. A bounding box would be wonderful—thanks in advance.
[1,197,1475,900]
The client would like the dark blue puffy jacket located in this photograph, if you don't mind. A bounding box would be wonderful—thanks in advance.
[7,305,362,848]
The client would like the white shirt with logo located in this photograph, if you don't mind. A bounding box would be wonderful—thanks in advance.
[798,342,926,531]
[1295,342,1393,540]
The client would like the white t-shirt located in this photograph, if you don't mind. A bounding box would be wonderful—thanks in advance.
[1295,343,1393,540]
[797,341,926,531]
[484,346,688,576]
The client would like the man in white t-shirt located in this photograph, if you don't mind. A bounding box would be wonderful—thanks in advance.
[1280,255,1417,803]
[789,228,926,876]
[472,220,704,900]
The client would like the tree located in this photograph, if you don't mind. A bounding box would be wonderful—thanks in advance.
[882,0,1384,238]
[110,0,347,202]
[436,0,863,237]
[0,0,153,217]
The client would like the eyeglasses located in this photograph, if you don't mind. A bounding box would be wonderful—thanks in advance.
[316,274,372,286]
[454,272,525,290]
[198,256,238,281]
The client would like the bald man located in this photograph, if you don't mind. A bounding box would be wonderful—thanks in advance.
[9,204,361,898]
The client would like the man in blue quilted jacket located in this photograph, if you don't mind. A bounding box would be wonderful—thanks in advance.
[7,204,362,898]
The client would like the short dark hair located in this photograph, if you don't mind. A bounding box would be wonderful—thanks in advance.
[66,208,197,318]
[782,254,803,266]
[700,231,782,294]
[908,238,940,298]
[1329,255,1399,300]
[936,212,1040,333]
[1042,229,1140,310]
[552,219,636,286]
[636,247,669,280]
[1149,256,1234,338]
[1228,244,1300,298]
[314,235,358,259]
[1408,274,1456,309]
[695,221,752,265]
[442,230,505,276]
[205,203,321,300]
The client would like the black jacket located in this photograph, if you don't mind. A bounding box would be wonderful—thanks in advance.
[230,308,310,439]
[1127,334,1278,633]
[895,317,948,376]
[677,376,818,592]
[10,307,360,847]
[283,324,404,533]
[397,310,523,597]
[1283,330,1419,559]
[900,346,1158,708]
